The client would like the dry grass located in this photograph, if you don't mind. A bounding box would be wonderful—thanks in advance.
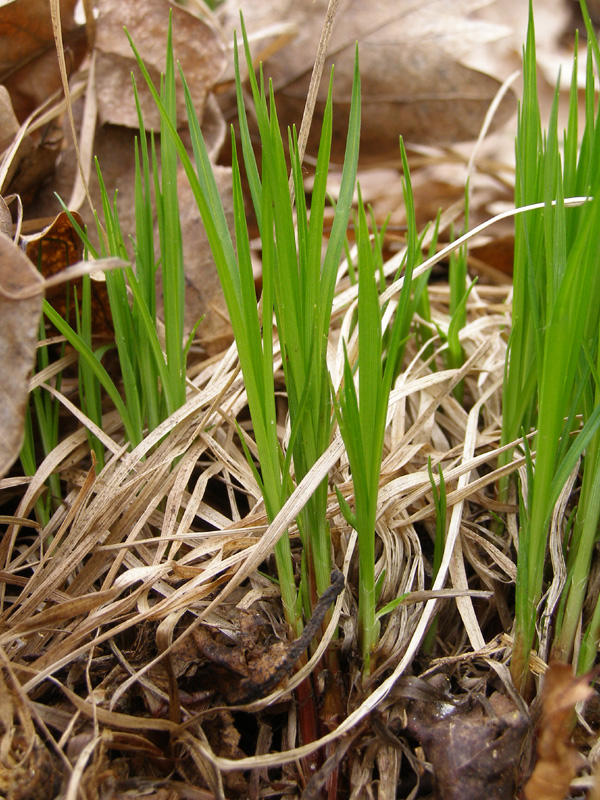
[4,1,600,796]
[0,216,541,796]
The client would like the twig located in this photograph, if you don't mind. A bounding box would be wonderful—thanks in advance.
[290,0,341,201]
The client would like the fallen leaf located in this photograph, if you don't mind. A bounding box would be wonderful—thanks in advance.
[524,662,595,800]
[167,161,234,353]
[407,689,528,800]
[6,118,64,203]
[0,196,11,237]
[0,0,83,199]
[0,0,87,123]
[470,235,515,279]
[0,231,44,478]
[22,210,114,338]
[0,86,20,153]
[221,0,517,161]
[94,0,228,129]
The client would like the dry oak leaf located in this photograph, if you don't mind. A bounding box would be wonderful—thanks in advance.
[524,662,596,800]
[23,210,114,338]
[94,0,228,129]
[0,0,87,123]
[0,0,83,198]
[0,231,43,478]
[221,0,516,161]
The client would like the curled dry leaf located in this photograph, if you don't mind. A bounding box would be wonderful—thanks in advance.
[0,231,44,478]
[524,662,596,800]
[0,80,61,202]
[95,0,228,129]
[0,0,82,199]
[0,195,11,237]
[0,86,20,154]
[221,0,516,161]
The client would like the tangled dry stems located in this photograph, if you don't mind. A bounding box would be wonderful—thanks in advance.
[0,248,533,794]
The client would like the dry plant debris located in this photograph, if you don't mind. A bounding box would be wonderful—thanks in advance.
[0,232,43,476]
[0,1,599,799]
[220,0,517,160]
[524,663,597,800]
[407,685,528,799]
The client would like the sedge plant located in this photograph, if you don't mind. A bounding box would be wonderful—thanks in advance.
[125,14,361,651]
[236,28,361,617]
[334,141,421,676]
[21,23,201,530]
[21,268,106,520]
[503,0,600,694]
[19,0,600,706]
[46,22,194,454]
[20,322,65,525]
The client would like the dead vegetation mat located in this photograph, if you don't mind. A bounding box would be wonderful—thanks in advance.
[1,1,600,799]
[3,268,597,800]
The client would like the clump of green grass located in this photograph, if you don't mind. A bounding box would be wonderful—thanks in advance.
[503,0,600,694]
[24,0,600,711]
[334,145,423,675]
[42,22,194,457]
[123,13,362,662]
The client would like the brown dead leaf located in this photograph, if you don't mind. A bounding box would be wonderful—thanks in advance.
[6,119,64,204]
[0,86,20,153]
[524,662,596,800]
[0,195,11,237]
[470,235,515,270]
[95,0,227,129]
[407,690,528,800]
[222,0,516,161]
[0,231,44,478]
[168,160,233,353]
[0,0,87,123]
[22,210,114,338]
[0,0,82,200]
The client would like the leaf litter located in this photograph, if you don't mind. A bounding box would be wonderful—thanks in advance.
[0,231,44,478]
[0,1,599,799]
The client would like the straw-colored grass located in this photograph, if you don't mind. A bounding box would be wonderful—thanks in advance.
[0,247,529,794]
[4,2,600,797]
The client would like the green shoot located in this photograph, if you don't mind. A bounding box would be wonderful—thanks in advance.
[50,20,193,455]
[507,0,600,693]
[125,14,361,639]
[334,140,421,676]
[74,275,106,467]
[20,322,64,526]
